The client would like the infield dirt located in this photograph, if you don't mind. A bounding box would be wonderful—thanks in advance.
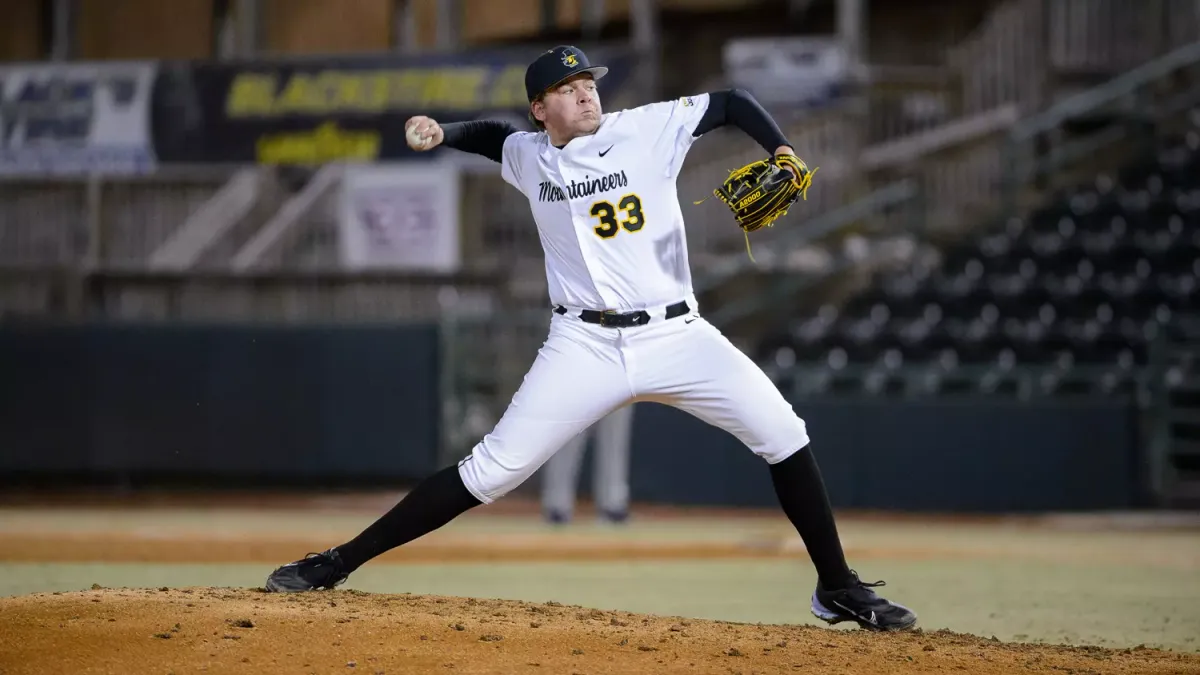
[2,587,1196,675]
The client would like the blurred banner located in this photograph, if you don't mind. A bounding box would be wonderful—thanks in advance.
[0,61,158,176]
[150,49,633,165]
[723,37,849,108]
[338,163,461,272]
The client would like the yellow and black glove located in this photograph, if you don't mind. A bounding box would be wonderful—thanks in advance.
[711,153,817,260]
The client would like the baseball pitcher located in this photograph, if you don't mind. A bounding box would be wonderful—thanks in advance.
[540,404,635,524]
[266,45,917,632]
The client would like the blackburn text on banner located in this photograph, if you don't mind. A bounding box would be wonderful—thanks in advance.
[149,48,633,165]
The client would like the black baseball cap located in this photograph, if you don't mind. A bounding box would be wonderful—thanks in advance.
[524,45,609,102]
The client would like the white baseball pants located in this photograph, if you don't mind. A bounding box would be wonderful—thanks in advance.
[457,304,810,504]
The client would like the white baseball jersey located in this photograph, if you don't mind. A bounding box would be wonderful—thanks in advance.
[499,93,712,311]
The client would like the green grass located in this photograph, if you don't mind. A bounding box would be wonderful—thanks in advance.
[3,555,1197,652]
[3,507,1197,652]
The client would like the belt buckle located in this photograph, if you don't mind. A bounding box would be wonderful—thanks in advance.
[600,309,619,328]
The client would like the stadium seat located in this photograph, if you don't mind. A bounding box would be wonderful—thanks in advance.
[758,127,1200,397]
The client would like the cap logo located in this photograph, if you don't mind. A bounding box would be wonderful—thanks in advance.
[561,51,579,67]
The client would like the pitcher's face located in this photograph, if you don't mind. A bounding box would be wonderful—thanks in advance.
[533,73,602,140]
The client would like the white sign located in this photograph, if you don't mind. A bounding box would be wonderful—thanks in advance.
[0,61,157,176]
[338,162,461,272]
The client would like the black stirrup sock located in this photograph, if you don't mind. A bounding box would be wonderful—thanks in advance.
[769,444,855,590]
[333,464,482,573]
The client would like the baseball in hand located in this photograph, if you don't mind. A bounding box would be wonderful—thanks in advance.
[407,125,431,150]
[405,117,441,151]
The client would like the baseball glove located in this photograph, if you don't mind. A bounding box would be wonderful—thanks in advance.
[710,153,817,260]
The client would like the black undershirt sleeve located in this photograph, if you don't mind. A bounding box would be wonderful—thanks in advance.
[692,88,791,154]
[440,120,520,163]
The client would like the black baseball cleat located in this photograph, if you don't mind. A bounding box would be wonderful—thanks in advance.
[810,571,917,631]
[264,549,349,593]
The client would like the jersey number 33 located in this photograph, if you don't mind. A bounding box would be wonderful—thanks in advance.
[590,194,645,239]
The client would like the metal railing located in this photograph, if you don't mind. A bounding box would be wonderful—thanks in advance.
[1013,40,1200,143]
[863,65,961,145]
[999,38,1200,219]
[0,161,520,323]
[1046,0,1165,75]
[0,166,238,268]
[231,164,346,270]
[948,0,1195,118]
[148,167,277,270]
[947,0,1043,116]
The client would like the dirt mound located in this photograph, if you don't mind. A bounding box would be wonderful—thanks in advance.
[1,588,1193,675]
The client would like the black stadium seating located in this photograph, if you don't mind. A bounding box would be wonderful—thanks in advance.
[759,128,1200,397]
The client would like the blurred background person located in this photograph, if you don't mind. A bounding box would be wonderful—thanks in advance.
[540,405,636,525]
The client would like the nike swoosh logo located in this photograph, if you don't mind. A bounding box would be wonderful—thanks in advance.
[684,316,698,324]
[833,600,880,627]
[599,145,614,157]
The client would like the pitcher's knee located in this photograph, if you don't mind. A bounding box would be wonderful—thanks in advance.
[456,438,538,504]
[755,417,810,465]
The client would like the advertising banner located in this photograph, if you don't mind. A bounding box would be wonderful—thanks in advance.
[0,61,157,176]
[152,48,632,165]
[337,163,461,272]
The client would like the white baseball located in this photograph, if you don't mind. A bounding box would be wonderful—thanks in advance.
[407,125,431,150]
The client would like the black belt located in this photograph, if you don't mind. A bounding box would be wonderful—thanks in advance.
[553,300,691,328]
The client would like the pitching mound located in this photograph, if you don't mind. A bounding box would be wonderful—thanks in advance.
[1,588,1194,675]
